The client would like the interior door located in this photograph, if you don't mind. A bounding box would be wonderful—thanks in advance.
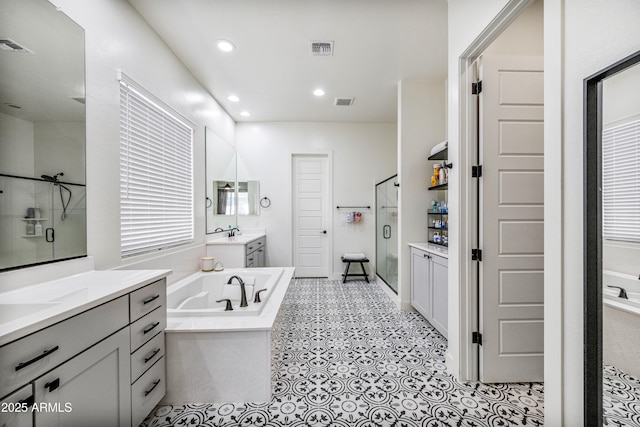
[479,55,544,382]
[292,154,329,277]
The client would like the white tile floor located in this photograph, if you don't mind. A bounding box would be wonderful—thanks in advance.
[142,278,545,426]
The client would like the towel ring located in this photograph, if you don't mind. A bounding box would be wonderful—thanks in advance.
[260,197,271,208]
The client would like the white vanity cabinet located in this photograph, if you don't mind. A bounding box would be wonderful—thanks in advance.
[207,235,267,268]
[0,272,169,427]
[0,385,33,427]
[410,246,448,338]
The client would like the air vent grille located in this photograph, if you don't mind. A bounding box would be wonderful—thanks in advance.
[0,38,32,53]
[310,41,334,56]
[334,97,354,106]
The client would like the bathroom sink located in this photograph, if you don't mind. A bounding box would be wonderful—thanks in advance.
[0,302,61,324]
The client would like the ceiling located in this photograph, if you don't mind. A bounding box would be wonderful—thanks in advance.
[127,0,448,124]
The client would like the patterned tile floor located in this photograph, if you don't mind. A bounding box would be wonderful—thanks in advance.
[142,278,545,426]
[604,365,640,426]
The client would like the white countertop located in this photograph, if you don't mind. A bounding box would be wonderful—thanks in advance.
[166,267,294,333]
[0,269,171,346]
[206,232,266,245]
[408,242,449,258]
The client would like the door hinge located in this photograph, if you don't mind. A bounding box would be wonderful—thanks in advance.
[471,249,482,261]
[472,165,482,178]
[472,332,483,345]
[472,81,483,95]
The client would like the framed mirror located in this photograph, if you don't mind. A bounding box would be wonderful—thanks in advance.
[584,49,640,425]
[0,0,86,271]
[205,127,237,233]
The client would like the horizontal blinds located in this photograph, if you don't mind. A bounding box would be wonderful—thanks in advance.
[602,118,640,243]
[120,78,194,257]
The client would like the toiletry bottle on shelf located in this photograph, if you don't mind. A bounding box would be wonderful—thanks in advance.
[35,221,43,236]
[26,221,35,236]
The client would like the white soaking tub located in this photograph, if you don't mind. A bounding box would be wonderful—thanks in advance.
[603,270,640,380]
[163,267,294,404]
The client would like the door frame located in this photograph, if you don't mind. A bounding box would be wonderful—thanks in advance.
[289,151,333,277]
[456,0,540,381]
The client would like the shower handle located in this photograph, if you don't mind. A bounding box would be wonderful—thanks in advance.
[383,225,391,239]
[45,228,55,243]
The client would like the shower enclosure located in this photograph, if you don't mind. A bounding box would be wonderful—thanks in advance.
[376,175,398,293]
[0,174,86,270]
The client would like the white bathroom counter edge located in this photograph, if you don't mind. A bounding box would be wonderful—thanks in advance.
[206,232,266,245]
[0,269,172,346]
[166,266,295,333]
[408,242,449,259]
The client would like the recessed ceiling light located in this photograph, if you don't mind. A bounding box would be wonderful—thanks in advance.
[313,88,325,97]
[228,95,240,102]
[216,39,235,52]
[240,111,250,117]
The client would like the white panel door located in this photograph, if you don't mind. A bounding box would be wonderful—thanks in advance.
[293,154,329,277]
[479,55,544,382]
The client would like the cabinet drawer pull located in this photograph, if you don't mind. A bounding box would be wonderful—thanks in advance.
[143,294,160,305]
[143,322,160,335]
[144,348,161,363]
[45,378,60,393]
[15,346,59,371]
[18,395,35,407]
[144,379,161,396]
[248,246,254,250]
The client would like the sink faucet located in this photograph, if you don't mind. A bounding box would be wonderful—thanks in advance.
[227,275,248,307]
[227,227,239,237]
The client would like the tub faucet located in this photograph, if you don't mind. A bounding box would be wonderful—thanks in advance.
[227,275,248,307]
[608,285,629,299]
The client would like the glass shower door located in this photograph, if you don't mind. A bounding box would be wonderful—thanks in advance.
[376,175,398,293]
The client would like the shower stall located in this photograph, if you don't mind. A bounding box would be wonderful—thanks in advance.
[376,175,398,293]
[0,174,86,271]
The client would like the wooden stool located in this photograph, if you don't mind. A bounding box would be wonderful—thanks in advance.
[341,254,369,283]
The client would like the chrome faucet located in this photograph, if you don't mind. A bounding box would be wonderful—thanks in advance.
[227,275,248,307]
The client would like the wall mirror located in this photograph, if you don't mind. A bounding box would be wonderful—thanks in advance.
[205,127,237,233]
[584,49,640,425]
[0,0,86,271]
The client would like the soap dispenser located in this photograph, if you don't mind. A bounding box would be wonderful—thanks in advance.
[34,221,43,236]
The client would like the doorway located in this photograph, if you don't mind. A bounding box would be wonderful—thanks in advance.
[459,0,544,382]
[292,153,331,278]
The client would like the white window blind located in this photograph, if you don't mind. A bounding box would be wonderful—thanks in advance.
[602,118,640,243]
[119,75,194,257]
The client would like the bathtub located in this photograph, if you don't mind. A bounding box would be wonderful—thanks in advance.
[163,267,295,404]
[167,268,282,316]
[603,270,640,380]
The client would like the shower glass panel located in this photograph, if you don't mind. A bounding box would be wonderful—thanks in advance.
[376,175,398,293]
[0,175,87,270]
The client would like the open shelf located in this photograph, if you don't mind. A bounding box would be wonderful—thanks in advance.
[428,183,448,191]
[428,147,448,161]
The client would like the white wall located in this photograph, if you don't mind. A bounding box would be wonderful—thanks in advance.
[235,122,396,277]
[43,0,236,283]
[561,1,640,424]
[484,0,543,56]
[0,112,34,176]
[397,80,446,310]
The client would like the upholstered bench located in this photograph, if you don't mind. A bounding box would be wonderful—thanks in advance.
[341,253,369,283]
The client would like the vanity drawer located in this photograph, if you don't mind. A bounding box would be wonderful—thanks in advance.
[130,331,164,383]
[131,357,165,427]
[246,237,265,254]
[130,307,166,352]
[129,279,166,323]
[0,296,128,400]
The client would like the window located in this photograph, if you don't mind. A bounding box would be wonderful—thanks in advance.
[602,118,640,243]
[119,73,194,257]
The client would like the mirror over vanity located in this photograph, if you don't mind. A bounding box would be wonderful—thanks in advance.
[0,0,87,271]
[205,127,260,234]
[584,50,640,424]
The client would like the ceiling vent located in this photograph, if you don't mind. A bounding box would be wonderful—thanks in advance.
[310,41,334,56]
[334,97,355,107]
[0,38,32,53]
